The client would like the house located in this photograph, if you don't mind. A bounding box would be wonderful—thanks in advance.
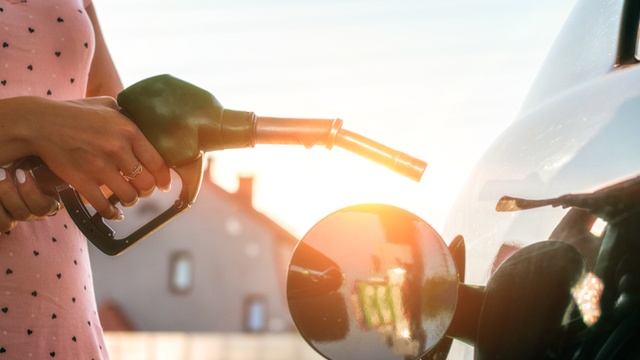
[88,162,299,333]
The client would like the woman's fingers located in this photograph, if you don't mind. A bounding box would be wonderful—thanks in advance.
[0,168,35,221]
[121,162,155,198]
[0,169,18,232]
[15,169,61,217]
[0,204,17,233]
[80,96,171,194]
[74,180,124,222]
[130,133,171,193]
[0,167,60,233]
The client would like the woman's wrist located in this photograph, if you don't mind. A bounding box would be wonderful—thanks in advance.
[0,96,47,164]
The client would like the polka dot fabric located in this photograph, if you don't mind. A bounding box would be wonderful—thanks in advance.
[1,212,107,359]
[0,0,109,358]
[0,0,94,100]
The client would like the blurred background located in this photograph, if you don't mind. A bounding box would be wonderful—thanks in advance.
[91,0,578,358]
[96,0,576,237]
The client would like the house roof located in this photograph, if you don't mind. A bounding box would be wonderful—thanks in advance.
[198,172,300,248]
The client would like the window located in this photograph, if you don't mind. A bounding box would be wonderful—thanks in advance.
[169,251,194,294]
[243,295,268,332]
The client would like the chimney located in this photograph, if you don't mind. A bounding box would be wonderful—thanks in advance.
[236,176,254,207]
[206,156,215,183]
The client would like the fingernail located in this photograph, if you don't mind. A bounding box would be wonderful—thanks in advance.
[0,168,6,181]
[15,169,26,184]
[1,161,13,169]
[160,184,171,192]
[113,207,124,222]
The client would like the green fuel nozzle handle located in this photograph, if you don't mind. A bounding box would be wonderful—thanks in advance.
[34,74,427,256]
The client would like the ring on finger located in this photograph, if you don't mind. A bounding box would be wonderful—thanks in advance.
[48,199,61,217]
[122,163,143,181]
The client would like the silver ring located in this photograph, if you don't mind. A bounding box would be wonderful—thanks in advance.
[123,163,143,181]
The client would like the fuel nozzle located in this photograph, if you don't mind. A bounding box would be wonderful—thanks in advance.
[118,74,426,206]
[119,74,426,182]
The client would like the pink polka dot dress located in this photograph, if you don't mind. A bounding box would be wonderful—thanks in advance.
[0,0,109,358]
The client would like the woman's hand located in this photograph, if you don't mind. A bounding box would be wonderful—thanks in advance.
[3,96,171,222]
[0,164,61,232]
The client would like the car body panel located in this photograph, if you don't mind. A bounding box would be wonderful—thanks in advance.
[444,0,639,285]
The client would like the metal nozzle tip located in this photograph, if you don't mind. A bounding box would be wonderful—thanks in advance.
[394,154,427,182]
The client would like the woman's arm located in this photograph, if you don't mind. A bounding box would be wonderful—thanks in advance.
[85,3,123,98]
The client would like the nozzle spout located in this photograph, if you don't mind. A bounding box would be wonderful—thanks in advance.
[334,128,427,181]
[254,116,427,181]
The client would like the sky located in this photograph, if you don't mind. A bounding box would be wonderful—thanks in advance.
[95,0,577,239]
